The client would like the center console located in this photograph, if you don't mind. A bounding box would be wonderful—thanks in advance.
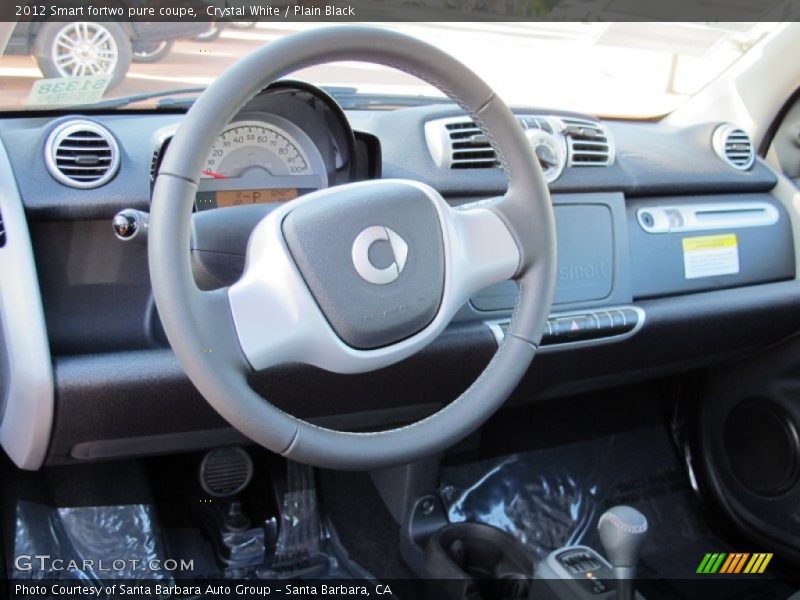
[406,496,650,600]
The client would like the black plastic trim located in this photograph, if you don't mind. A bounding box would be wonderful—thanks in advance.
[45,280,800,464]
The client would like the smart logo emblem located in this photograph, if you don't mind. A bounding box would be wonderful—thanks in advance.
[351,226,409,285]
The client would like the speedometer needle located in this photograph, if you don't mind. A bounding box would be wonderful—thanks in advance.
[202,169,228,179]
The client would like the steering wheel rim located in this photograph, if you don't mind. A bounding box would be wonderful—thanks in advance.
[149,25,557,470]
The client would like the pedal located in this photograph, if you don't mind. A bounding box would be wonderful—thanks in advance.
[260,461,328,577]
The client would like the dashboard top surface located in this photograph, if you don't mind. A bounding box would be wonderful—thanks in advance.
[0,98,778,221]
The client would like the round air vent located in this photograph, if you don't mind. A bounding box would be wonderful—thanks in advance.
[712,124,755,170]
[45,120,120,189]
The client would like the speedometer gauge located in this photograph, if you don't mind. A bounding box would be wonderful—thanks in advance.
[196,112,328,211]
[202,120,312,179]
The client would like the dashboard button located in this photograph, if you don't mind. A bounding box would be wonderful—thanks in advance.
[584,312,600,331]
[621,308,640,329]
[608,309,627,332]
[509,307,641,348]
[555,315,591,338]
[594,311,613,330]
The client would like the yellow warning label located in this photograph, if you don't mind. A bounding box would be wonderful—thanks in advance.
[682,234,739,280]
[681,234,738,252]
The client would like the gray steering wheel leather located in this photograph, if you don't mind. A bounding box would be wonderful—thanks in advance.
[149,26,557,470]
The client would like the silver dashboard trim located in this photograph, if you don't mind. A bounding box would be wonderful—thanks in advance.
[486,305,646,351]
[0,138,54,470]
[635,201,779,234]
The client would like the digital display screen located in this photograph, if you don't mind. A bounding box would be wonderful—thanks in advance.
[195,189,301,211]
[217,188,298,206]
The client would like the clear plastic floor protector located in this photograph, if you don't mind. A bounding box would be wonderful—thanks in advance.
[13,502,170,585]
[229,461,372,581]
[440,425,727,580]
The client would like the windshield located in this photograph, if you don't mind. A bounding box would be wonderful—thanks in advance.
[0,22,777,117]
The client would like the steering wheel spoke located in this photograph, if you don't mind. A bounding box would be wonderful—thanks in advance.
[444,199,521,309]
[193,287,254,375]
[227,204,327,372]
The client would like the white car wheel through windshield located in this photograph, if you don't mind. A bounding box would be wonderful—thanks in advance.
[53,23,119,77]
[34,22,132,91]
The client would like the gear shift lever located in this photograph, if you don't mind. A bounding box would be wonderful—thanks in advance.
[598,506,648,600]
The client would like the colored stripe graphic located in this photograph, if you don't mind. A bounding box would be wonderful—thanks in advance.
[697,553,727,573]
[744,553,773,574]
[719,554,735,574]
[758,554,773,573]
[698,552,772,574]
[696,553,713,574]
[719,553,749,573]
[733,553,750,573]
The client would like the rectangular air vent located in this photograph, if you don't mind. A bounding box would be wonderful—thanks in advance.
[561,117,614,166]
[441,116,558,168]
[444,120,497,169]
[425,115,613,171]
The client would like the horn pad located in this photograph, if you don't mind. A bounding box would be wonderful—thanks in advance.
[281,181,445,350]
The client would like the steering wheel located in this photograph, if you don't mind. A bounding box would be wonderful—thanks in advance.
[149,26,557,470]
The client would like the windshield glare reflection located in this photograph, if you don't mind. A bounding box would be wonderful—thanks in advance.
[0,22,775,116]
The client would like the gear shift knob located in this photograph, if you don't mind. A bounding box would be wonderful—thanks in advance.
[598,505,648,568]
[598,506,648,600]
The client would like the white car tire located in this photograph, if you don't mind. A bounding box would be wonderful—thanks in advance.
[132,40,174,64]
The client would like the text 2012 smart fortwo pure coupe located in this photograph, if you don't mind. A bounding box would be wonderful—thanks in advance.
[2,16,800,600]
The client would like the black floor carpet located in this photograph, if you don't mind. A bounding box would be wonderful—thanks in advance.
[318,469,416,579]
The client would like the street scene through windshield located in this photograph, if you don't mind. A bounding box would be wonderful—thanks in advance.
[0,21,774,116]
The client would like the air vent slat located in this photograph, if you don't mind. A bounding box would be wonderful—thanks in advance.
[452,142,492,150]
[571,140,609,147]
[570,150,610,156]
[46,120,119,189]
[55,145,112,152]
[61,134,103,140]
[56,156,113,162]
[58,165,114,172]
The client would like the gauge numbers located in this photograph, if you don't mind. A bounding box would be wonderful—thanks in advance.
[202,120,312,180]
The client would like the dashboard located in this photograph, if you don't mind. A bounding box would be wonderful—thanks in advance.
[1,80,800,469]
